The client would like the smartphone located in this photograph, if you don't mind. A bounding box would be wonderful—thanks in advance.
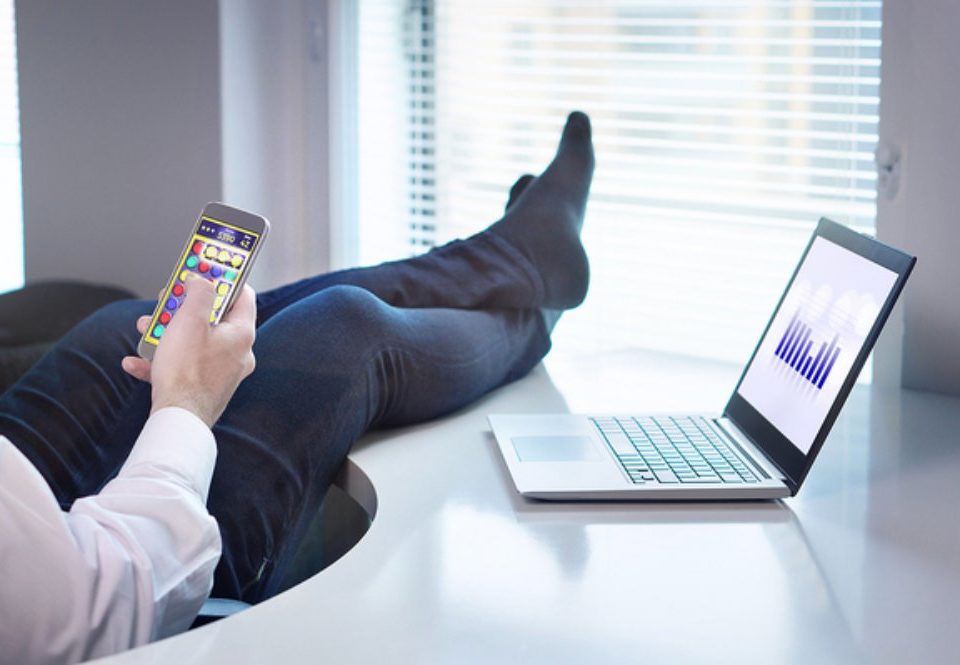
[137,202,270,360]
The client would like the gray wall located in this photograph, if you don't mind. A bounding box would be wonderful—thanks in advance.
[876,0,960,394]
[16,0,222,297]
[219,0,333,291]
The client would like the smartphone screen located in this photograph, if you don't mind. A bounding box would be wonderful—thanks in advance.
[141,213,263,349]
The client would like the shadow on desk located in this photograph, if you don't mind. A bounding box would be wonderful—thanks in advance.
[194,459,377,627]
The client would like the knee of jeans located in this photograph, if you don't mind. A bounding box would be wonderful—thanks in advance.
[85,299,154,328]
[73,299,154,347]
[255,284,395,354]
[309,285,393,335]
[269,285,394,354]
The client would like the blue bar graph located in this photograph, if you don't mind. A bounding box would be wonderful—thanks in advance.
[773,312,841,390]
[806,341,827,381]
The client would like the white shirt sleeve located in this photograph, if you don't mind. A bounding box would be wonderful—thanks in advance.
[0,407,222,665]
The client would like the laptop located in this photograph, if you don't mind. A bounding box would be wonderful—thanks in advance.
[489,218,915,500]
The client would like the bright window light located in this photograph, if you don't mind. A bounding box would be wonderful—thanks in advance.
[0,0,22,294]
[357,0,881,370]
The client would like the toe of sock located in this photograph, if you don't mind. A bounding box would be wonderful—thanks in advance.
[563,111,591,141]
[551,111,595,188]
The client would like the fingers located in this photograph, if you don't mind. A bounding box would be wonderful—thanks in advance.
[121,355,152,383]
[175,274,217,329]
[221,284,257,329]
[136,289,163,337]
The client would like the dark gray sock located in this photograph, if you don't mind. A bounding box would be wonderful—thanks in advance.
[489,111,595,310]
[505,174,536,211]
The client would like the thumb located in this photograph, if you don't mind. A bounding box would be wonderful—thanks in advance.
[177,274,217,326]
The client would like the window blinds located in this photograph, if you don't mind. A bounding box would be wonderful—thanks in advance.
[0,0,21,293]
[357,0,881,365]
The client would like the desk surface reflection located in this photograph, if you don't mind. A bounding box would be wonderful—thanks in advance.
[92,350,960,665]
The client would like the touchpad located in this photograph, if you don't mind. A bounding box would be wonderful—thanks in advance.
[511,436,600,462]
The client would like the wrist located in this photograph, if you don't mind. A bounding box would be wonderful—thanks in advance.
[151,393,218,429]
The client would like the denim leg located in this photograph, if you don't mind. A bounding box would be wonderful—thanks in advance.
[0,236,551,599]
[255,232,545,323]
[209,285,551,601]
[0,231,545,508]
[0,299,155,506]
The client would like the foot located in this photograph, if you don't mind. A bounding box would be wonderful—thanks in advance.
[490,111,594,309]
[505,174,535,211]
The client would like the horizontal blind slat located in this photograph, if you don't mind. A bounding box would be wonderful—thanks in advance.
[358,0,880,366]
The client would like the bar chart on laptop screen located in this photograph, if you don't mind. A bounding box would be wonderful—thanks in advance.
[773,312,842,390]
[738,238,897,453]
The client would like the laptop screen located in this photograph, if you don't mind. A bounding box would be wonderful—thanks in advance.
[724,219,914,492]
[736,235,898,454]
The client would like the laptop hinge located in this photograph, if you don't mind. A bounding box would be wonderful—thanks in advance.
[714,418,792,487]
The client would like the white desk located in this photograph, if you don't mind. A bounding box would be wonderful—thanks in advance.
[93,350,960,664]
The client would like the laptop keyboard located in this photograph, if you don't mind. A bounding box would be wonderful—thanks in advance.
[591,416,760,485]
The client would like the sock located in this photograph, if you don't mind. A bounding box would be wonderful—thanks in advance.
[505,174,535,211]
[489,111,595,310]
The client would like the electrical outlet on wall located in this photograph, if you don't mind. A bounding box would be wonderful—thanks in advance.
[875,142,902,200]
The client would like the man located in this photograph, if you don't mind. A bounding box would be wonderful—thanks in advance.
[0,112,594,664]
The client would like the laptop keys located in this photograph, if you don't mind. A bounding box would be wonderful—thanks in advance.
[604,431,637,456]
[592,415,760,485]
[653,469,679,483]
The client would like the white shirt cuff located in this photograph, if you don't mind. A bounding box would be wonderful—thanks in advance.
[118,406,218,501]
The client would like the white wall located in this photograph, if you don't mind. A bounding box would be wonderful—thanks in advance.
[218,0,348,291]
[876,0,960,394]
[16,0,223,298]
[220,0,328,291]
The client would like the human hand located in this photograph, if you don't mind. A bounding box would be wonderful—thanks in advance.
[122,276,257,428]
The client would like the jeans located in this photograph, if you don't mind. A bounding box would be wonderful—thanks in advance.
[0,231,553,602]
